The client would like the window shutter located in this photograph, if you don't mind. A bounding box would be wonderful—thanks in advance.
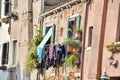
[76,15,81,31]
[67,20,72,39]
[51,24,55,43]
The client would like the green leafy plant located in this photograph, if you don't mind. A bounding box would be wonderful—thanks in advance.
[25,24,43,72]
[65,53,77,67]
[64,38,81,49]
[106,42,120,53]
[76,28,82,33]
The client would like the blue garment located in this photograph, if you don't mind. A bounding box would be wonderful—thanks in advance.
[38,47,43,61]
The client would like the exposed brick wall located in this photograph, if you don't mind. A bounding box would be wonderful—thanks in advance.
[43,3,84,43]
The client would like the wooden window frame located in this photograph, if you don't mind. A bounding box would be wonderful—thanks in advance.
[88,26,93,47]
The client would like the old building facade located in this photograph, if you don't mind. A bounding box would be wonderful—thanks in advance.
[37,0,120,80]
[1,0,120,80]
[0,0,10,80]
[8,0,33,80]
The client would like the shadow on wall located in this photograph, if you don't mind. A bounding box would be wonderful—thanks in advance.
[116,3,120,41]
[16,62,21,80]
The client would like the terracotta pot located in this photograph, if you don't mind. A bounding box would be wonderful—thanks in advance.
[75,32,82,40]
[2,18,9,23]
[75,47,81,53]
[74,57,80,65]
[67,45,73,52]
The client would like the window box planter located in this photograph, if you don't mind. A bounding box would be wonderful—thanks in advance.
[64,38,81,48]
[106,42,120,53]
[64,38,81,52]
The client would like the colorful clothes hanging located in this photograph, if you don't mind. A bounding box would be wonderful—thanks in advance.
[38,47,43,61]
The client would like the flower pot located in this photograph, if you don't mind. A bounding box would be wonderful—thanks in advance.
[67,45,73,52]
[74,57,80,65]
[2,17,10,23]
[116,47,120,52]
[75,47,81,53]
[75,32,82,40]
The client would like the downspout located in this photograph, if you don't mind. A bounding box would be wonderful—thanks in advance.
[39,0,44,30]
[80,1,90,80]
[97,0,108,79]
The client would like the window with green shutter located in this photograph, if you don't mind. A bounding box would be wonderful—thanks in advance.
[67,18,75,39]
[76,15,81,31]
[67,15,81,39]
[4,0,10,15]
[45,24,55,45]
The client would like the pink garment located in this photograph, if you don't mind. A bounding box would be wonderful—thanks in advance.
[49,45,54,60]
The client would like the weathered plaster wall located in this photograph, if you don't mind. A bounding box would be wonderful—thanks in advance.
[43,3,84,43]
[102,0,120,77]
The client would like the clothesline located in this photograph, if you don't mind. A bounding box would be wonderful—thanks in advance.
[43,42,64,47]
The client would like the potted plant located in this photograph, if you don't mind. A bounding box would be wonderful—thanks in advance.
[64,38,81,52]
[65,53,77,67]
[106,42,120,53]
[75,29,82,40]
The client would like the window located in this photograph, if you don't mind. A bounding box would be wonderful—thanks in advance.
[88,27,93,47]
[67,18,75,38]
[14,0,18,10]
[4,0,10,15]
[45,24,55,45]
[67,15,81,39]
[1,42,9,65]
[12,40,17,65]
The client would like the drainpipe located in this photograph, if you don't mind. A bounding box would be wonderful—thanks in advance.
[97,0,108,79]
[80,1,90,80]
[39,0,44,30]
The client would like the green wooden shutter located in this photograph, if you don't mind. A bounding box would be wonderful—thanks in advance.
[76,15,81,31]
[51,24,55,43]
[67,20,69,39]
